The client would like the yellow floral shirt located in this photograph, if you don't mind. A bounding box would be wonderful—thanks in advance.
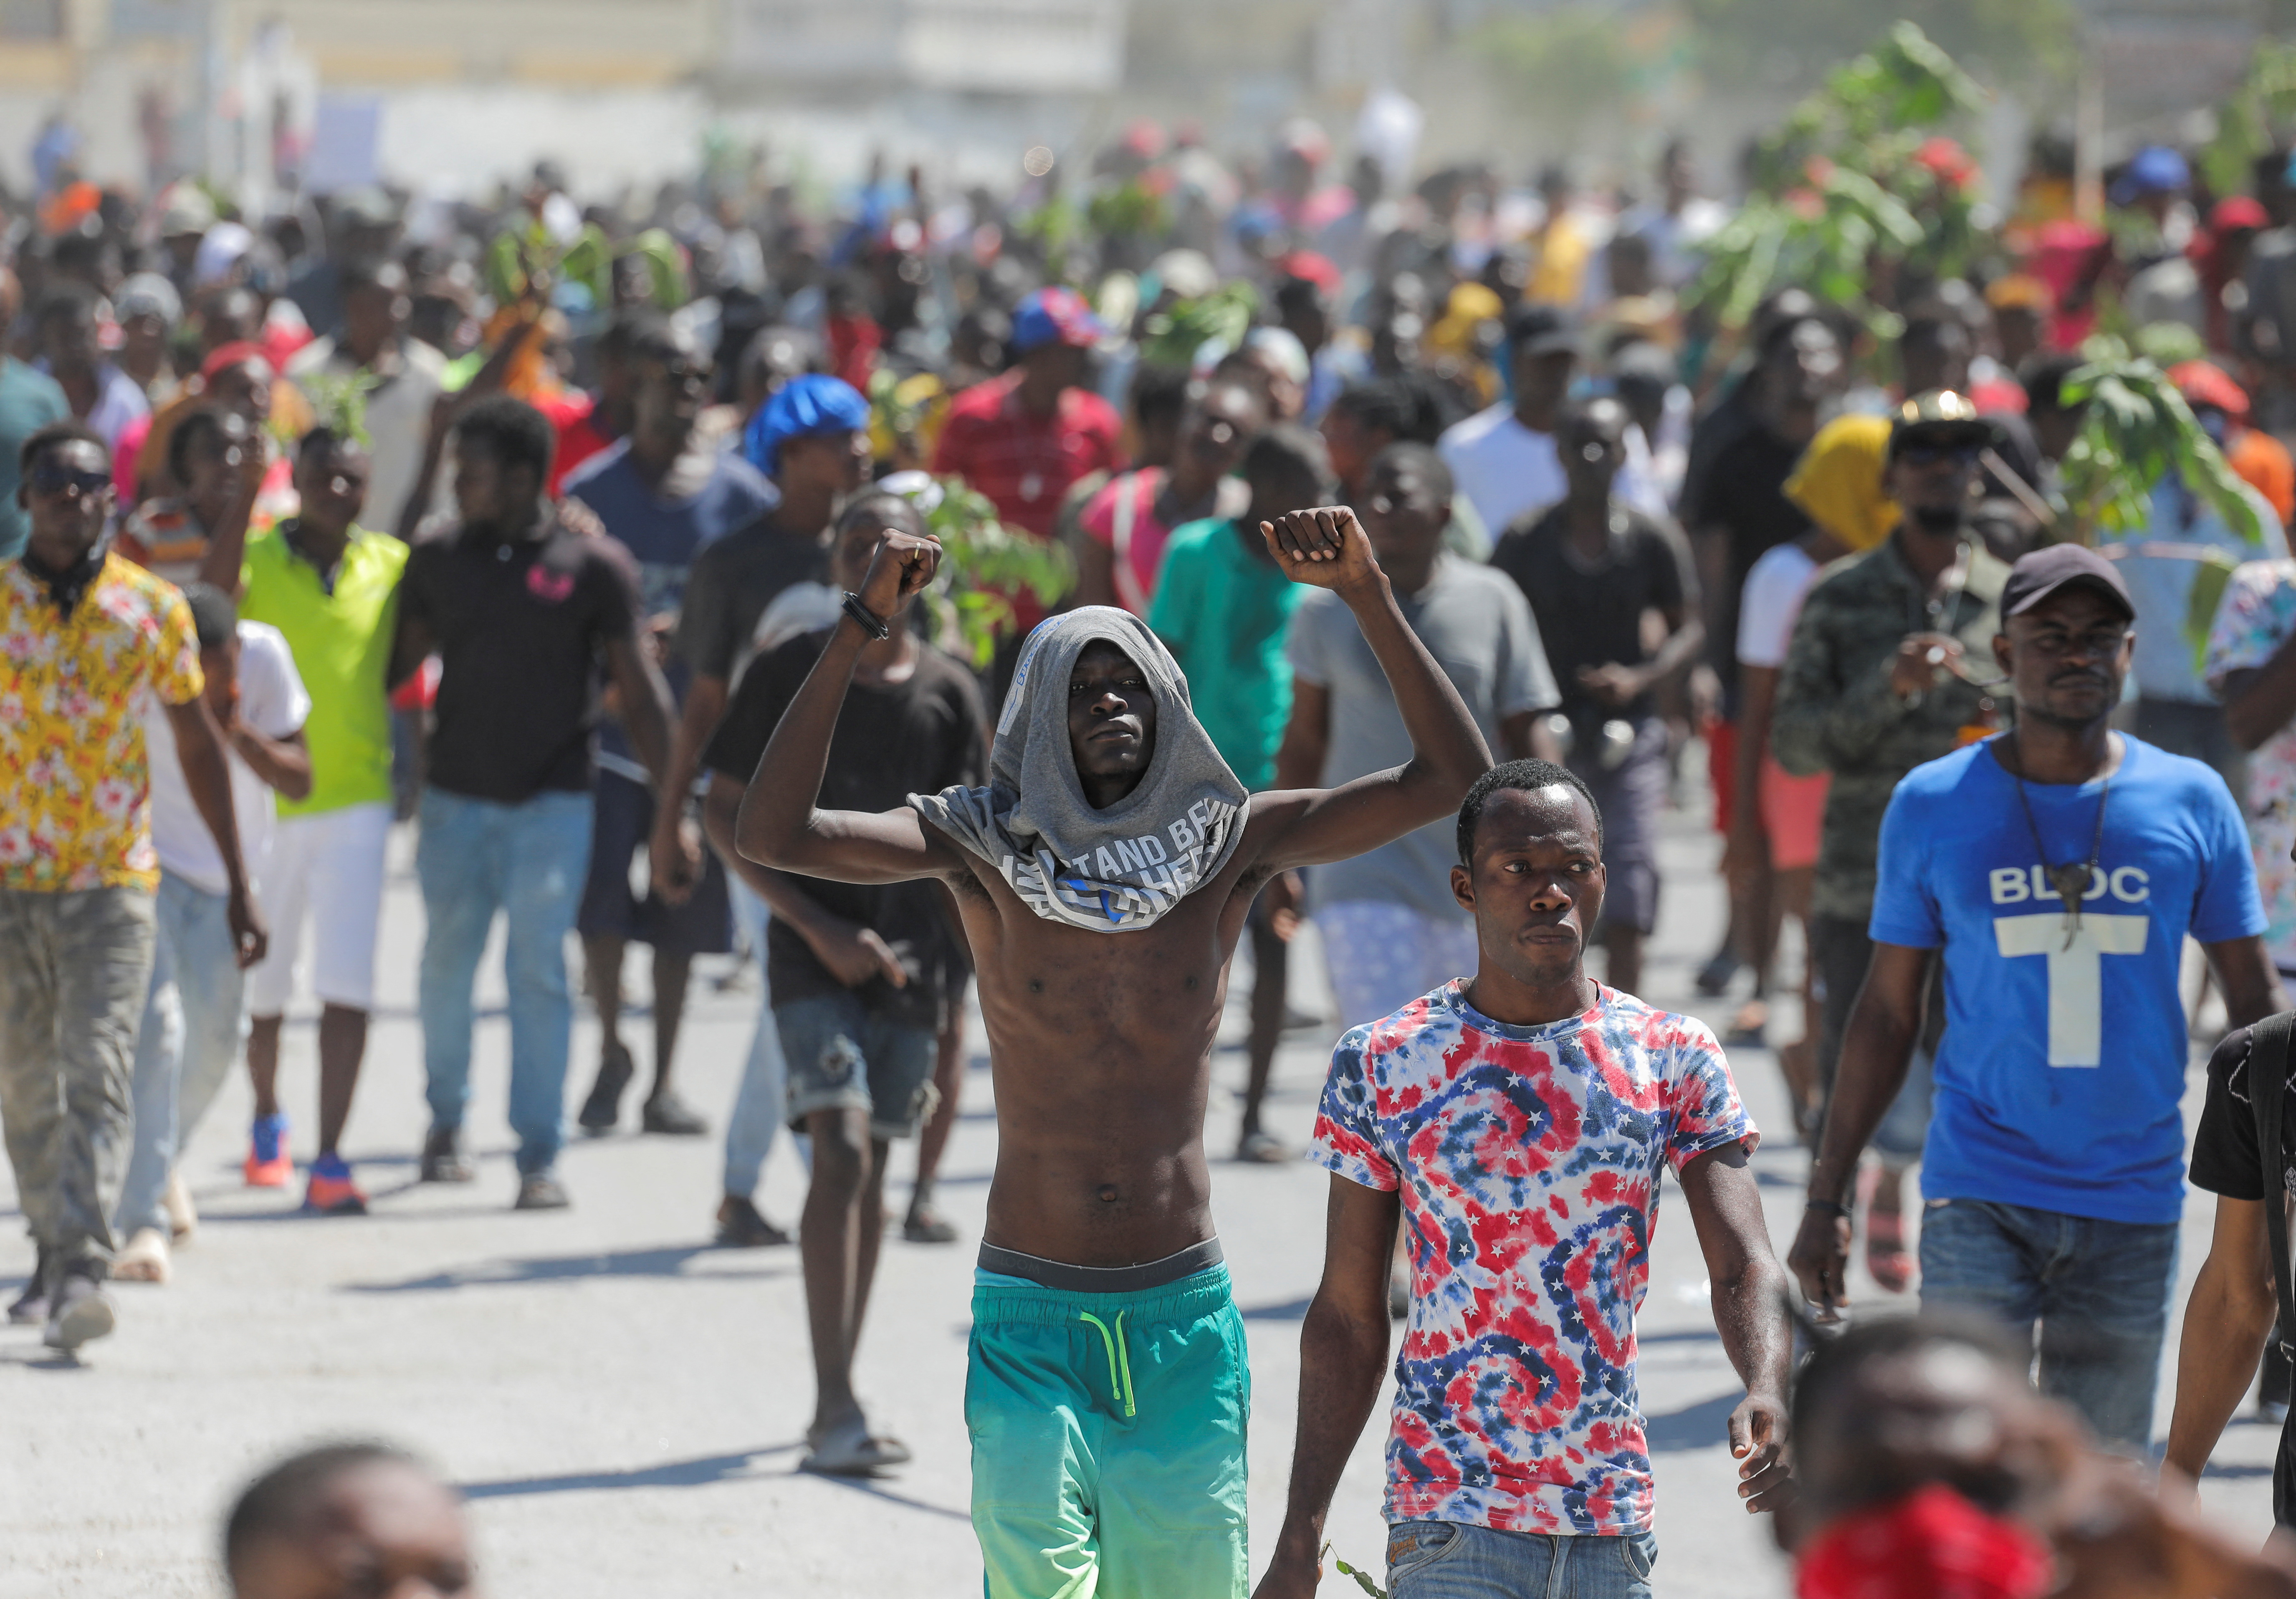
[0,553,204,892]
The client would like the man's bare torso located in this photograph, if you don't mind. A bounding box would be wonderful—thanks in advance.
[934,806,1280,1268]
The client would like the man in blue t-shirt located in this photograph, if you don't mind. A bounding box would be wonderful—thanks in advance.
[561,325,778,1138]
[1788,544,2286,1452]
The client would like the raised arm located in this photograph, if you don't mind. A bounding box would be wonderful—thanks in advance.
[734,529,966,885]
[194,441,266,596]
[1248,507,1492,872]
[1252,1175,1401,1599]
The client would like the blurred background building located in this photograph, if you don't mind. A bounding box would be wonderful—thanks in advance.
[0,0,2281,205]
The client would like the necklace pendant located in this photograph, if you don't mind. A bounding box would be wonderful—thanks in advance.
[2048,863,2090,906]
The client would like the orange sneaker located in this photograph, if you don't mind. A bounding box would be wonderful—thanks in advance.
[302,1154,368,1216]
[243,1114,293,1188]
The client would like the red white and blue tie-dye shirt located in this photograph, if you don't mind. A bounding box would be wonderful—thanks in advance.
[1308,980,1756,1536]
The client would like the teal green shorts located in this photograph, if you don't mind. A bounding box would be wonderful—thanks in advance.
[968,1264,1249,1598]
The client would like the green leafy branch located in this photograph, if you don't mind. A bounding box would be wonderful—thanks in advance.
[913,477,1073,669]
[2058,350,2265,547]
[1323,1541,1386,1598]
[1686,22,1985,342]
[1136,281,1259,371]
[291,367,378,450]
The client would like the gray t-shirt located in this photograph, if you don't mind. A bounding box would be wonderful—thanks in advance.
[1286,554,1560,917]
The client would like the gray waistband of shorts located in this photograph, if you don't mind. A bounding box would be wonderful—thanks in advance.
[976,1238,1225,1294]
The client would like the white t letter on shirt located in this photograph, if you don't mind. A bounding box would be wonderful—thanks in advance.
[1992,913,2150,1066]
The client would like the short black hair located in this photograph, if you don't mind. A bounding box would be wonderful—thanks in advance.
[1367,440,1453,505]
[451,395,554,487]
[834,490,926,539]
[597,308,668,367]
[1457,758,1602,863]
[223,1441,426,1581]
[19,419,108,477]
[179,581,238,649]
[1128,362,1193,434]
[1328,377,1448,445]
[2020,351,2087,414]
[1241,424,1333,500]
[1788,1308,2027,1480]
[167,404,229,485]
[296,424,368,466]
[36,281,96,327]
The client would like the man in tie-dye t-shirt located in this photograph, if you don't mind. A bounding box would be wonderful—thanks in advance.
[1257,759,1794,1599]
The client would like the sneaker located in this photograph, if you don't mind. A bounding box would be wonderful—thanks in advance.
[577,1043,634,1135]
[641,1091,708,1137]
[112,1228,171,1284]
[7,1247,53,1326]
[162,1172,198,1243]
[715,1195,791,1248]
[514,1172,571,1211]
[303,1154,369,1217]
[244,1113,293,1188]
[419,1126,473,1184]
[43,1265,115,1351]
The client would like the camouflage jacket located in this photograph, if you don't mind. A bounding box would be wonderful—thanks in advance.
[1773,534,2009,922]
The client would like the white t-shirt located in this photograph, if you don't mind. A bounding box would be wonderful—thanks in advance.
[1735,541,1820,669]
[145,620,310,897]
[1437,404,1565,535]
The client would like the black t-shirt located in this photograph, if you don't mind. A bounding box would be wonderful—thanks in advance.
[675,517,831,685]
[2190,1023,2293,1202]
[399,517,641,803]
[1686,424,1813,706]
[1489,503,1694,729]
[703,630,987,1028]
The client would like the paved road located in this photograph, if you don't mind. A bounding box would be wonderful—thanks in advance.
[0,794,2278,1597]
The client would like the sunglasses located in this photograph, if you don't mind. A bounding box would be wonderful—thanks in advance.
[28,462,110,498]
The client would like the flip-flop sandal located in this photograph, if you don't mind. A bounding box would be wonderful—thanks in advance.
[1866,1210,1915,1294]
[802,1412,912,1476]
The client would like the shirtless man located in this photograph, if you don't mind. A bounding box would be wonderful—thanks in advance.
[739,506,1490,1596]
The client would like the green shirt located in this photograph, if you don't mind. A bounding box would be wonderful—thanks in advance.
[1145,517,1300,791]
[238,523,409,818]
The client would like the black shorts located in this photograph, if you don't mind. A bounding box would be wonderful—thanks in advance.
[576,768,734,954]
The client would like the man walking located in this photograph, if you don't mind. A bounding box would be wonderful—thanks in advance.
[389,397,677,1210]
[737,503,1492,1594]
[1490,397,1702,997]
[203,429,404,1208]
[1436,303,1578,536]
[1148,426,1331,1160]
[1772,391,2011,1289]
[564,328,776,1138]
[1255,761,1793,1599]
[1282,443,1559,1033]
[677,371,868,1247]
[1789,546,2284,1452]
[702,492,986,1474]
[118,581,308,1276]
[1,422,263,1348]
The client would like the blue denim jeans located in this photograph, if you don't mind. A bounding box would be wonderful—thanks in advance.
[1386,1522,1656,1599]
[416,787,593,1176]
[119,870,246,1234]
[721,877,794,1199]
[1919,1197,2180,1452]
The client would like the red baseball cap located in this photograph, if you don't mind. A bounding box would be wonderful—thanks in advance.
[2168,359,2251,421]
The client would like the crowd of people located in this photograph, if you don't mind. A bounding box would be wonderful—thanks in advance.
[20,103,2296,1599]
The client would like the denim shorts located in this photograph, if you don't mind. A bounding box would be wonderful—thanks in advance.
[1386,1521,1656,1599]
[775,991,937,1140]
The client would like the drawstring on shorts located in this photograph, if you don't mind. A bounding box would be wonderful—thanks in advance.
[1077,1310,1137,1417]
